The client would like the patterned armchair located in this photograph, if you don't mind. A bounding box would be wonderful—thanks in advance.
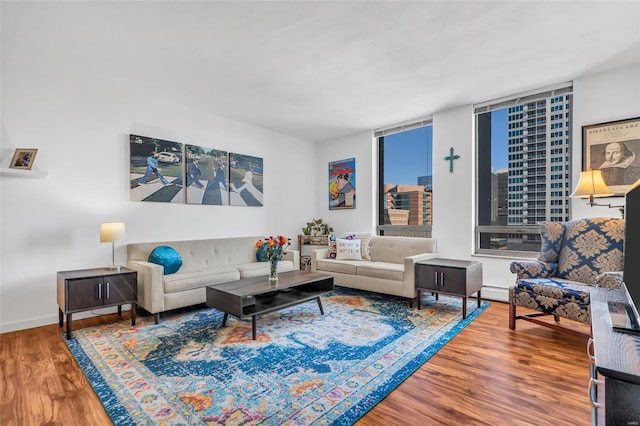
[509,217,624,338]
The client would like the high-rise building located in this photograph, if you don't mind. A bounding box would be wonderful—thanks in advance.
[507,95,572,226]
[383,184,432,226]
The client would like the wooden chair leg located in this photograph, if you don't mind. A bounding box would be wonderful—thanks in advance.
[509,303,516,330]
[553,314,560,323]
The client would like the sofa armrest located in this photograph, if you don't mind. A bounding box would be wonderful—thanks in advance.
[126,260,165,314]
[595,271,623,289]
[284,249,300,270]
[509,260,557,279]
[404,252,439,287]
[311,248,329,272]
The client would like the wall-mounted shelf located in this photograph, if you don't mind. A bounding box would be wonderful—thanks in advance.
[0,167,48,178]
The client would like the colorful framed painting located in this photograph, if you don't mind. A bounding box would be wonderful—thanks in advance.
[329,158,356,210]
[9,148,38,170]
[185,145,228,205]
[228,153,263,206]
[129,134,184,203]
[583,117,640,195]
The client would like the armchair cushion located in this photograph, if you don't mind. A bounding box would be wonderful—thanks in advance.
[510,260,558,279]
[539,222,565,263]
[509,278,591,324]
[556,218,624,285]
[595,271,624,289]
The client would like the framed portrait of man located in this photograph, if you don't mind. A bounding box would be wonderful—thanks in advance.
[583,117,640,196]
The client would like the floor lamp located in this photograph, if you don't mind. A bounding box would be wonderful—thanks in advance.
[100,222,125,270]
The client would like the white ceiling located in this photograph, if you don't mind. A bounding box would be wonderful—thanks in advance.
[4,1,640,142]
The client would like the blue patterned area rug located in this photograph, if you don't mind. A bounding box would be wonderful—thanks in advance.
[66,287,489,425]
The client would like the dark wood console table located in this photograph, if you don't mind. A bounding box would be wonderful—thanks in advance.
[589,285,640,425]
[415,258,482,319]
[57,267,137,340]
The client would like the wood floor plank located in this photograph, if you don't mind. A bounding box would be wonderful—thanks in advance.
[0,303,592,425]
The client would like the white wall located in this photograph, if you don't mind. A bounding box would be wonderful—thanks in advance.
[317,63,640,302]
[571,64,640,219]
[314,131,376,234]
[1,40,319,332]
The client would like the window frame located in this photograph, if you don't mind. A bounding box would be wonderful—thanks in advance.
[375,118,433,237]
[474,83,573,256]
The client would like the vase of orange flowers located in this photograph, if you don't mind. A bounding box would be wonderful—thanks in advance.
[256,235,290,284]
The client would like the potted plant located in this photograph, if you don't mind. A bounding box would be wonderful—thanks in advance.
[302,219,333,236]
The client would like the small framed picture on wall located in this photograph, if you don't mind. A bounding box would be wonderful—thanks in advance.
[9,148,38,170]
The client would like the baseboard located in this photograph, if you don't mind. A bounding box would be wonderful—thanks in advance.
[0,304,132,334]
[479,286,508,302]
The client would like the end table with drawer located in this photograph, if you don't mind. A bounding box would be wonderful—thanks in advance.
[415,258,483,319]
[57,267,138,339]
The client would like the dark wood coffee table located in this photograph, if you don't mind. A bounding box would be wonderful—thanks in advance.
[206,270,334,339]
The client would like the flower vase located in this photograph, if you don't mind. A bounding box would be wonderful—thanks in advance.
[269,260,278,284]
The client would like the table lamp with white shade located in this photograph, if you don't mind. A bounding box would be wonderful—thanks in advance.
[100,222,125,270]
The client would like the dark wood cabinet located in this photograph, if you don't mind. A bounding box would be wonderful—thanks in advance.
[415,259,482,319]
[57,268,137,339]
[589,285,640,425]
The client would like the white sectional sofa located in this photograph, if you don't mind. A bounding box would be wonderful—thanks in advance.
[127,236,299,322]
[311,235,438,300]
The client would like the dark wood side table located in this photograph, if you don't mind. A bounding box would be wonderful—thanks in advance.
[415,258,483,319]
[57,267,137,339]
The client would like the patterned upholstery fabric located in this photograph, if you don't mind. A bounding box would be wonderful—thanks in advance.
[509,217,624,326]
[538,222,565,263]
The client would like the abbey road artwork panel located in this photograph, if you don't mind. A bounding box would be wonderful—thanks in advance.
[228,153,264,207]
[130,135,184,203]
[185,145,229,205]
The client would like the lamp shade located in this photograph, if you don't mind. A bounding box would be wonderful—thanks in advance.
[100,222,125,243]
[570,170,613,199]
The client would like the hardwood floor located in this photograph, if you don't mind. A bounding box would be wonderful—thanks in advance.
[0,302,592,426]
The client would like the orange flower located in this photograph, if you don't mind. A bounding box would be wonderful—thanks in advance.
[255,240,263,248]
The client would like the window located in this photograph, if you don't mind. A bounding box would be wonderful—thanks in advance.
[376,120,433,237]
[475,83,573,254]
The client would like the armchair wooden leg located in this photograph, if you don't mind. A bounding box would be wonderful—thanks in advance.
[509,303,516,330]
[154,313,160,324]
[553,314,560,323]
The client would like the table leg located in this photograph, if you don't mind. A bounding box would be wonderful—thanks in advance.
[59,308,64,328]
[131,304,137,326]
[417,290,422,310]
[462,296,467,319]
[317,297,325,315]
[66,313,73,340]
[252,316,257,340]
[222,313,228,326]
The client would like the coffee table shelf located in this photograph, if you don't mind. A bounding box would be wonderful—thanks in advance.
[206,270,334,339]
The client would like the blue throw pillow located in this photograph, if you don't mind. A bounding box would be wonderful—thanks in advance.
[148,246,182,275]
[256,242,269,262]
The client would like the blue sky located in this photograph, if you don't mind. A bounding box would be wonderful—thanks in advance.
[383,126,432,185]
[491,109,509,170]
[383,109,508,185]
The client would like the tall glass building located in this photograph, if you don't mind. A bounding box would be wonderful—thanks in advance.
[506,94,572,226]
